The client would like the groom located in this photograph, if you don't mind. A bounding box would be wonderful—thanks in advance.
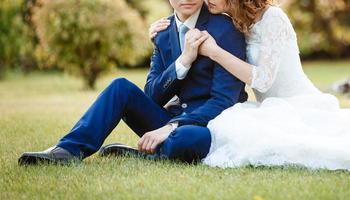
[19,0,247,165]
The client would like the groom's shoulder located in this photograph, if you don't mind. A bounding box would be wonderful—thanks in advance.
[153,15,175,46]
[206,13,240,35]
[208,13,232,25]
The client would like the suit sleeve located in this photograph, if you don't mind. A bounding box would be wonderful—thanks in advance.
[144,44,182,106]
[168,24,246,126]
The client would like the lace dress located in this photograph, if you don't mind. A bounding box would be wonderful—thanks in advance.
[203,7,350,170]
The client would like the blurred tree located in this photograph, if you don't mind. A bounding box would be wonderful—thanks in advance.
[125,0,149,19]
[125,0,172,21]
[286,0,350,59]
[32,0,149,89]
[121,0,172,68]
[0,0,36,78]
[21,0,40,49]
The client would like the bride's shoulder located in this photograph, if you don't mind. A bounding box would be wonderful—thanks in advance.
[255,6,295,35]
[261,6,291,25]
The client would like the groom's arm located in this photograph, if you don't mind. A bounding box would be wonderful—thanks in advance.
[169,22,246,126]
[144,43,183,106]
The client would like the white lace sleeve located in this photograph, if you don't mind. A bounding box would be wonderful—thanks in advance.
[250,10,294,93]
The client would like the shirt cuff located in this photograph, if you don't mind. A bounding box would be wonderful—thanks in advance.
[175,58,190,80]
[168,122,178,132]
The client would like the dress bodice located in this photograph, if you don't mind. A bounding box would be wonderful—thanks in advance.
[246,7,320,102]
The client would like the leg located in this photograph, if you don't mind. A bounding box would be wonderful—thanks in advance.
[57,78,171,158]
[159,125,211,163]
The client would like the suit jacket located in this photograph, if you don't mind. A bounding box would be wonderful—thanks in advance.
[144,4,248,127]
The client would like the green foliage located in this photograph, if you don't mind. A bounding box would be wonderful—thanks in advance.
[286,0,350,59]
[126,0,172,22]
[32,0,150,89]
[0,0,36,78]
[121,0,171,68]
[142,0,172,24]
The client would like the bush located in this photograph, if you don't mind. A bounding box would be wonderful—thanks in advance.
[285,0,350,59]
[32,0,150,89]
[0,0,36,78]
[119,0,171,69]
[125,0,172,21]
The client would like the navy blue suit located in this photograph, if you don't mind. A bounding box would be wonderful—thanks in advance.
[57,5,247,162]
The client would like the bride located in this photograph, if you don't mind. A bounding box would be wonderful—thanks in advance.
[149,0,350,170]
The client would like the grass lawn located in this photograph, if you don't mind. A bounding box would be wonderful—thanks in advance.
[1,60,350,199]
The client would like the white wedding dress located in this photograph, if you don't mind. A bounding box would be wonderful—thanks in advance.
[203,6,350,170]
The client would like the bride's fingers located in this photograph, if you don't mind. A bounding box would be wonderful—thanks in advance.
[201,31,214,41]
[202,30,209,35]
[150,32,157,40]
[149,24,170,39]
[188,32,208,44]
[153,24,170,33]
[149,27,167,40]
[152,21,170,28]
[150,20,170,29]
[149,19,169,30]
[150,18,169,26]
[202,31,210,38]
[159,17,170,23]
[191,35,209,48]
[185,29,202,43]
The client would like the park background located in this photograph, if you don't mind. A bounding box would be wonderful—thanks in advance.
[1,0,350,199]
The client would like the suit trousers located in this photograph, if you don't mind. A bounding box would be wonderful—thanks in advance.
[57,78,211,162]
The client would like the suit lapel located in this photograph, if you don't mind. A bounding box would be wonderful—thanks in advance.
[195,4,209,31]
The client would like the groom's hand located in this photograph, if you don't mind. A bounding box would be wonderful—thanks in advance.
[179,29,208,68]
[138,124,173,154]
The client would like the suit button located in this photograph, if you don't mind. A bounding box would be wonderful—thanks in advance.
[181,103,187,109]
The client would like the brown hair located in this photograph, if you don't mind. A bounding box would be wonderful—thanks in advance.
[225,0,274,34]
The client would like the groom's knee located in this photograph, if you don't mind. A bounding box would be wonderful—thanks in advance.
[111,77,131,88]
[109,78,138,93]
[161,125,211,162]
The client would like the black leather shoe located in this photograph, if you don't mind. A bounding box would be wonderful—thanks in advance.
[99,143,140,157]
[18,146,81,166]
[99,143,168,161]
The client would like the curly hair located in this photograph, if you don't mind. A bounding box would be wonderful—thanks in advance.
[225,0,274,34]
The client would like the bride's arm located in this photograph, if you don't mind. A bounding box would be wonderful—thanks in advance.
[200,12,291,93]
[201,37,254,85]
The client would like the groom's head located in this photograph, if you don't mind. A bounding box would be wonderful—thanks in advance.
[169,0,204,21]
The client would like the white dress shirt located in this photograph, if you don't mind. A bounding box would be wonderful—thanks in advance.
[168,9,201,128]
[174,9,201,80]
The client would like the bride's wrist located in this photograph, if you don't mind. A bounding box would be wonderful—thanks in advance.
[209,46,222,61]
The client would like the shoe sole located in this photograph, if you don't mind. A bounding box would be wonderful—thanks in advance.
[99,143,139,157]
[18,154,80,166]
[18,154,55,165]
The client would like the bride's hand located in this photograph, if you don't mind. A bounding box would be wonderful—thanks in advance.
[149,18,170,41]
[199,31,220,58]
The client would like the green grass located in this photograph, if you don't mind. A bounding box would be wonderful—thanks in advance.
[1,61,350,200]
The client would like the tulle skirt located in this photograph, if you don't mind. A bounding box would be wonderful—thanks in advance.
[203,93,350,170]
